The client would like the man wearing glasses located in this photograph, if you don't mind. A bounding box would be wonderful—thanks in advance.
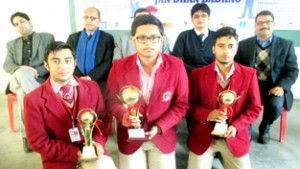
[235,10,299,144]
[106,15,189,169]
[172,3,215,76]
[67,6,115,94]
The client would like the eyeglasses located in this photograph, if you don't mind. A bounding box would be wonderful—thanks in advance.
[135,35,161,44]
[256,20,273,26]
[83,16,98,21]
[193,14,208,19]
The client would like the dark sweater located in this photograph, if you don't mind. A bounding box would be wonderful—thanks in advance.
[172,29,215,76]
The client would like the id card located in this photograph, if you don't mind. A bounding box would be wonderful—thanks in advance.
[69,128,81,142]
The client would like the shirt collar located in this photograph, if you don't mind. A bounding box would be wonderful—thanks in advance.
[214,62,235,81]
[256,35,273,48]
[136,54,163,75]
[194,28,209,39]
[50,76,79,94]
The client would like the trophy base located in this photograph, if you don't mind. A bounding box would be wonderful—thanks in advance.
[80,146,98,161]
[127,128,148,141]
[211,123,228,136]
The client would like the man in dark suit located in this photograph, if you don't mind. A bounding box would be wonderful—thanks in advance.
[3,12,54,152]
[24,41,116,169]
[235,10,299,144]
[188,26,261,169]
[67,6,115,94]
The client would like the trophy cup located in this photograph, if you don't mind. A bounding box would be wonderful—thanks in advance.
[118,85,147,141]
[211,90,239,136]
[77,108,98,161]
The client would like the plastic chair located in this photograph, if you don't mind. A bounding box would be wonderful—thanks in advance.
[261,104,288,143]
[279,106,288,143]
[7,93,17,133]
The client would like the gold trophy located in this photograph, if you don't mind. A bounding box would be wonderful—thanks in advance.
[77,108,98,161]
[118,85,147,141]
[211,90,239,136]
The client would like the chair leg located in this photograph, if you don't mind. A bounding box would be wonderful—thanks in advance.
[7,95,15,133]
[279,107,288,143]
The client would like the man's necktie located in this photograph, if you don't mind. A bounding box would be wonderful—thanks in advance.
[61,84,73,104]
[88,34,92,41]
[199,34,204,42]
[199,34,204,47]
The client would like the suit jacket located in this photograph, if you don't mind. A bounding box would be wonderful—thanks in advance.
[112,31,171,61]
[188,62,261,157]
[66,30,115,86]
[106,53,189,154]
[235,35,299,110]
[3,32,54,88]
[24,76,110,169]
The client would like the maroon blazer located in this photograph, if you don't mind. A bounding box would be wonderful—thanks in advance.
[24,76,110,169]
[106,53,189,154]
[188,62,261,157]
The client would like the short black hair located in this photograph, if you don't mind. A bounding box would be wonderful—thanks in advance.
[191,3,210,17]
[213,26,239,45]
[131,15,164,37]
[134,8,151,18]
[255,10,274,22]
[10,12,30,26]
[44,41,75,62]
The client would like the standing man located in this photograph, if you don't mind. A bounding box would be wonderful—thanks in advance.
[3,11,54,152]
[188,27,261,169]
[172,3,215,76]
[67,6,115,93]
[113,7,170,62]
[235,10,299,144]
[106,15,189,169]
[24,41,116,169]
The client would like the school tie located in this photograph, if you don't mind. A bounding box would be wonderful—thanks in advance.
[199,34,204,47]
[199,33,204,42]
[61,84,73,104]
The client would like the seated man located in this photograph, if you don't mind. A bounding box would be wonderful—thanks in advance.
[3,11,54,152]
[235,10,299,144]
[24,41,116,169]
[66,6,115,94]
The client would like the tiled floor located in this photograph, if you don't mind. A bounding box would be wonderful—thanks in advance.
[1,93,300,169]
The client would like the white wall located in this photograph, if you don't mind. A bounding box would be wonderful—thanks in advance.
[0,0,71,93]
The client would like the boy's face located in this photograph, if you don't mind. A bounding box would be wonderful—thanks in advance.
[212,36,238,66]
[191,10,210,30]
[132,24,163,60]
[44,49,76,85]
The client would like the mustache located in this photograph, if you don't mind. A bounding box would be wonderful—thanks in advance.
[260,28,270,31]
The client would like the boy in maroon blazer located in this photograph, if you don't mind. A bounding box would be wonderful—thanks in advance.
[188,27,261,169]
[24,41,116,169]
[106,15,189,169]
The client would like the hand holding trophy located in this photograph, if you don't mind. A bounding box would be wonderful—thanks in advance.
[211,90,239,137]
[118,85,147,141]
[77,108,98,161]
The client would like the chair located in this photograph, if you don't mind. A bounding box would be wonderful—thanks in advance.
[7,93,18,133]
[279,106,288,143]
[261,105,288,143]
